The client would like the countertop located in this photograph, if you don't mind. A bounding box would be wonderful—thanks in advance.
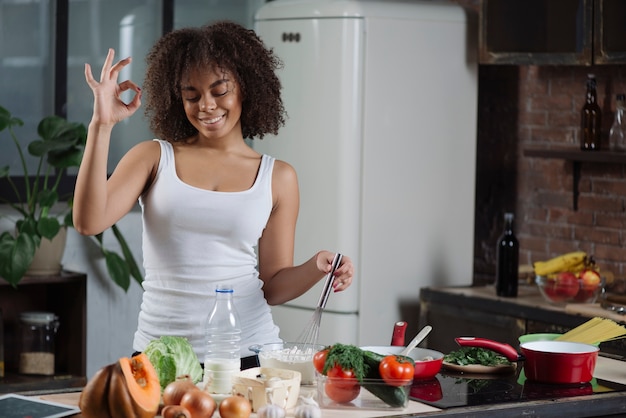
[35,356,626,418]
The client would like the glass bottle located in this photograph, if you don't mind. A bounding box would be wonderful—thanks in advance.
[496,213,519,297]
[0,309,4,378]
[580,74,602,151]
[203,286,241,394]
[610,94,626,152]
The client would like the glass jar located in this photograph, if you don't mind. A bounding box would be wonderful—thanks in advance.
[19,311,59,376]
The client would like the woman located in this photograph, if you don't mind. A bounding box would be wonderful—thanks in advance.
[73,21,354,366]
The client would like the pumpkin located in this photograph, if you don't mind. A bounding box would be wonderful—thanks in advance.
[79,353,161,418]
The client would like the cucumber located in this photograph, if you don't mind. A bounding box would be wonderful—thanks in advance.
[361,350,410,408]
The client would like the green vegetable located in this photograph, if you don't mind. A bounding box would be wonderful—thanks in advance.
[360,350,409,408]
[144,336,203,389]
[443,347,513,367]
[322,343,367,380]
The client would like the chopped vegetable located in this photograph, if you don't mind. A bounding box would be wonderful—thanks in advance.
[443,347,513,367]
[144,336,203,389]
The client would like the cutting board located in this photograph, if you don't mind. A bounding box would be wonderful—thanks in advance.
[564,303,626,323]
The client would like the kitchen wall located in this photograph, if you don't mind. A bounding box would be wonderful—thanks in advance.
[451,0,626,287]
[474,65,626,287]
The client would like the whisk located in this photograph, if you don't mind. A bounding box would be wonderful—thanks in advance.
[293,253,343,355]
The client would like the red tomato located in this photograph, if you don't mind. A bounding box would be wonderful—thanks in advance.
[324,364,360,403]
[324,379,360,403]
[326,365,359,389]
[313,349,329,374]
[379,355,415,386]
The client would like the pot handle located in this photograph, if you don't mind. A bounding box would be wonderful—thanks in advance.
[455,337,521,362]
[391,321,408,346]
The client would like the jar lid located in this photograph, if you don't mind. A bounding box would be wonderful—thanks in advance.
[19,311,58,325]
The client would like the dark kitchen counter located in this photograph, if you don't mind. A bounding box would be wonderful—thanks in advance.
[419,285,626,359]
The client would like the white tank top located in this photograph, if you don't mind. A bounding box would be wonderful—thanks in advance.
[134,139,281,358]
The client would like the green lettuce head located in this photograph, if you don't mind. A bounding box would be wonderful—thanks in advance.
[144,336,203,389]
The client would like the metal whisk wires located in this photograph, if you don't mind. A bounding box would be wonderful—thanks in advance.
[293,253,343,356]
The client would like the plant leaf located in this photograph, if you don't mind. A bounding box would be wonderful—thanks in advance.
[47,147,84,169]
[37,216,61,241]
[0,106,23,132]
[104,250,131,292]
[0,232,36,287]
[111,224,143,285]
[37,188,59,209]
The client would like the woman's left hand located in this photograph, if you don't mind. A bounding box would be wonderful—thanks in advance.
[317,252,354,292]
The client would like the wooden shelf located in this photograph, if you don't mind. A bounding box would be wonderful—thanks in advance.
[0,271,86,394]
[524,148,626,164]
[523,147,626,210]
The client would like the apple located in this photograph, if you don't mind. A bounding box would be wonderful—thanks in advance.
[580,269,601,291]
[554,271,579,298]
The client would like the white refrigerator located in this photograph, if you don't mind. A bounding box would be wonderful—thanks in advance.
[253,0,478,347]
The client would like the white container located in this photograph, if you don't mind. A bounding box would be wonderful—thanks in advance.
[232,367,301,412]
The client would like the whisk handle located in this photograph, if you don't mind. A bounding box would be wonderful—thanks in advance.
[318,253,343,309]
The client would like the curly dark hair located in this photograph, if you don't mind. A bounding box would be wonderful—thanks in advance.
[142,21,286,141]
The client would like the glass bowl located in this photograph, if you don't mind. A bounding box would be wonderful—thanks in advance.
[535,274,604,305]
[250,342,324,385]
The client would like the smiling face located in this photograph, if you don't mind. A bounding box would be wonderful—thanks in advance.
[180,65,243,142]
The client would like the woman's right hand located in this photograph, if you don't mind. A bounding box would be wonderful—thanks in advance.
[84,48,142,126]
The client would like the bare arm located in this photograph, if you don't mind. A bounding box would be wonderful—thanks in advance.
[258,160,354,305]
[73,48,153,235]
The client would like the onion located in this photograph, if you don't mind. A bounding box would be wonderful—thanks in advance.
[162,375,198,406]
[161,404,192,418]
[219,394,252,418]
[180,389,217,418]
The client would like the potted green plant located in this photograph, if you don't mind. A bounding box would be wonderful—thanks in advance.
[0,105,141,290]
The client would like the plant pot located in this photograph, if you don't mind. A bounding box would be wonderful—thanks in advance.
[26,227,67,276]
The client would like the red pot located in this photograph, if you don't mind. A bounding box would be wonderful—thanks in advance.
[455,337,599,384]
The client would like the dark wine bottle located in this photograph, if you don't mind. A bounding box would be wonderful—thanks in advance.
[496,213,519,297]
[580,74,602,150]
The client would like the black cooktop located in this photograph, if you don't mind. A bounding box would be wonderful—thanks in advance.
[410,366,626,409]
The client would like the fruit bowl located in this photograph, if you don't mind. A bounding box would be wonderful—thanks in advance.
[536,272,604,305]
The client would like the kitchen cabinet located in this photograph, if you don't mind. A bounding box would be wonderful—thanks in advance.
[479,0,626,65]
[418,285,626,358]
[0,271,86,393]
[523,147,626,210]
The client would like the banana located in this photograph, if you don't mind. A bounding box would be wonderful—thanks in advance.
[533,251,587,276]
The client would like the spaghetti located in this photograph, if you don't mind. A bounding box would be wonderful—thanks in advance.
[556,317,626,345]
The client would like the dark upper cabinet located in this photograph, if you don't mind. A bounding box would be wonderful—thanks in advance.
[479,0,626,65]
[594,0,626,64]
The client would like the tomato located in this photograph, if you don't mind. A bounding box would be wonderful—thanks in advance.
[313,349,329,374]
[379,355,415,387]
[324,380,360,403]
[326,365,358,388]
[325,364,360,403]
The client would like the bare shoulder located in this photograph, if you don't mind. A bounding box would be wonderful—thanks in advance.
[272,159,298,186]
[120,140,161,167]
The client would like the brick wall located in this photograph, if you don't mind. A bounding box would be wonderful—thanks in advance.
[475,65,626,286]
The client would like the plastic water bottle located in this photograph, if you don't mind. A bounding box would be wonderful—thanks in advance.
[204,286,241,394]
